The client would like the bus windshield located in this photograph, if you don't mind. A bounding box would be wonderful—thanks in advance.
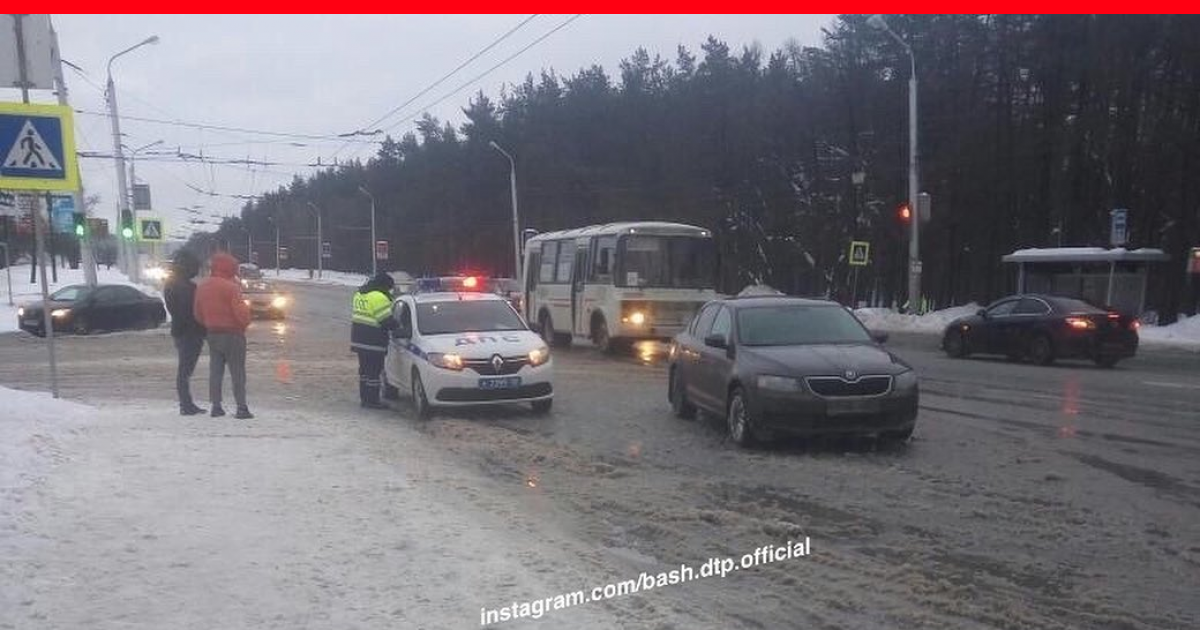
[617,235,715,289]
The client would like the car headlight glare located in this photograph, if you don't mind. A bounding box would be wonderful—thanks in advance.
[17,307,24,317]
[50,308,70,319]
[627,311,646,325]
[757,375,803,392]
[428,352,464,371]
[528,345,550,367]
[271,295,287,309]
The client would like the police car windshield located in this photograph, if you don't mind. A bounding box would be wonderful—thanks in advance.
[416,301,526,335]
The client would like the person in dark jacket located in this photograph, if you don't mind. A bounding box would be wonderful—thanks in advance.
[163,250,207,415]
[351,272,398,409]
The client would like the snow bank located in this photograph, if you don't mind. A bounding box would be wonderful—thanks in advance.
[270,268,368,288]
[0,386,93,512]
[1139,313,1200,349]
[853,303,982,334]
[0,263,160,334]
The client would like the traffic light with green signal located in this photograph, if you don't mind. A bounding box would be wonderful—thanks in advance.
[73,212,86,238]
[121,210,134,240]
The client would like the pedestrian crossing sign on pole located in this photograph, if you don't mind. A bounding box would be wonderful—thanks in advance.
[138,217,164,242]
[849,241,871,267]
[0,102,79,192]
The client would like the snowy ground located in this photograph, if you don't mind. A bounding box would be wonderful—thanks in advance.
[0,263,161,334]
[0,389,659,629]
[855,303,1200,350]
[269,268,368,288]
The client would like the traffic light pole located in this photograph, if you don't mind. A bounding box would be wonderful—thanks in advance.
[52,26,97,287]
[906,55,921,313]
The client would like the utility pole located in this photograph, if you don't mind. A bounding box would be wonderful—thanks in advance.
[489,141,522,280]
[51,39,97,287]
[358,186,377,276]
[307,201,323,279]
[105,35,158,282]
[869,15,922,312]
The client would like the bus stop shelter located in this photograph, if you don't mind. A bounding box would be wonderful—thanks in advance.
[1001,247,1169,315]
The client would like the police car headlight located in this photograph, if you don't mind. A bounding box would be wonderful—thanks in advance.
[528,345,550,367]
[271,295,287,309]
[428,352,464,371]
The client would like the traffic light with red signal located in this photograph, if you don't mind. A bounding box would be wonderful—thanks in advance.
[897,203,913,225]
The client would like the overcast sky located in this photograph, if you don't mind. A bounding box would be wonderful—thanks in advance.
[5,15,834,239]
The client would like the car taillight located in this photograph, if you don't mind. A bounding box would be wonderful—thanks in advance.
[1065,317,1095,330]
[462,276,479,289]
[1131,320,1141,330]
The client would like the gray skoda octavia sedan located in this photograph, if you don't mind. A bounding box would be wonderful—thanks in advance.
[667,296,919,446]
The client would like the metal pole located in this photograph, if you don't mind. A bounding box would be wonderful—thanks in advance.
[275,223,280,276]
[127,152,141,283]
[2,242,12,306]
[35,194,59,398]
[106,75,132,278]
[358,186,376,276]
[50,26,97,287]
[906,49,921,313]
[308,201,322,279]
[489,141,522,279]
[13,15,59,397]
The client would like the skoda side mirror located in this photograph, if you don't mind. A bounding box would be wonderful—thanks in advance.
[704,333,727,349]
[976,308,988,318]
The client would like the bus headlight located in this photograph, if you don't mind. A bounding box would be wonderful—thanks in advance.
[528,346,550,367]
[428,352,464,371]
[623,311,647,326]
[271,295,288,309]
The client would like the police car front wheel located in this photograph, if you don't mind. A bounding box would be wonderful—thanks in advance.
[412,370,431,419]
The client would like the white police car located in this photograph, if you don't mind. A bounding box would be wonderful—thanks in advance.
[384,291,553,417]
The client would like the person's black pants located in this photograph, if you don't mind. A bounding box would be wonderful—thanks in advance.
[357,350,385,404]
[173,333,205,409]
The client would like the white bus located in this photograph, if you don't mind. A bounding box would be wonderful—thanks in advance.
[522,222,719,351]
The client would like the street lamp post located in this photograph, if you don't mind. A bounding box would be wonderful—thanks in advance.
[106,35,159,281]
[488,141,522,280]
[357,185,377,276]
[306,201,323,279]
[868,15,921,312]
[126,139,162,282]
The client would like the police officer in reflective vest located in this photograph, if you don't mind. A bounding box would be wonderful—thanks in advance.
[351,272,398,408]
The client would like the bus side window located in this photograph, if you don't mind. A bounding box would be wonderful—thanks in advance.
[539,242,557,284]
[526,250,541,291]
[593,236,616,282]
[555,240,574,283]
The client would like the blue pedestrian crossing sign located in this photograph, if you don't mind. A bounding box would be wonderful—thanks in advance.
[0,102,79,192]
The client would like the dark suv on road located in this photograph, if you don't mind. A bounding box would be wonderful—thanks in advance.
[667,296,919,446]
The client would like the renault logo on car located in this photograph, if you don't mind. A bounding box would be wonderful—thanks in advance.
[492,354,504,372]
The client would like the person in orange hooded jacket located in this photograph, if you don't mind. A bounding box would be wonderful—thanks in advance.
[194,252,254,419]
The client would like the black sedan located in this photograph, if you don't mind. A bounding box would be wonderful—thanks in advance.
[668,296,919,446]
[942,294,1139,368]
[17,284,166,337]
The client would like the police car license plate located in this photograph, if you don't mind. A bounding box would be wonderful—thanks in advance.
[479,376,521,390]
[826,398,881,417]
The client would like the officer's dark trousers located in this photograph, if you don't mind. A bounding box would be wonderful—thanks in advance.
[357,350,385,404]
